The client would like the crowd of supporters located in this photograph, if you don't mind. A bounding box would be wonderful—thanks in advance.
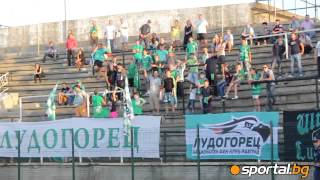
[38,14,319,116]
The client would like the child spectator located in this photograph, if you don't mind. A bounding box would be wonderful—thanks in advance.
[261,64,276,111]
[272,19,284,35]
[127,60,138,89]
[242,24,255,46]
[66,33,78,66]
[58,82,71,105]
[91,90,109,118]
[217,64,233,98]
[201,80,212,114]
[150,33,160,50]
[116,64,126,90]
[186,37,198,56]
[239,38,252,73]
[171,19,181,47]
[34,63,43,83]
[156,44,169,64]
[110,90,119,118]
[183,19,193,50]
[224,63,244,99]
[288,33,304,77]
[163,70,175,113]
[224,30,234,53]
[132,92,146,115]
[200,47,209,66]
[132,40,144,65]
[92,43,108,79]
[73,87,87,117]
[197,72,207,110]
[249,68,262,112]
[186,53,199,85]
[148,70,161,114]
[187,86,197,113]
[43,41,58,62]
[75,48,86,71]
[272,36,286,78]
[108,57,118,87]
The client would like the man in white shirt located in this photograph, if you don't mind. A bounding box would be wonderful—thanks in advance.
[119,18,129,50]
[104,19,116,51]
[195,14,208,46]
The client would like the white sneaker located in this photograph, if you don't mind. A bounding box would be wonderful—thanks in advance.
[287,74,293,78]
[232,96,239,100]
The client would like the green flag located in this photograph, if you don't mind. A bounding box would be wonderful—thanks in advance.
[47,82,59,121]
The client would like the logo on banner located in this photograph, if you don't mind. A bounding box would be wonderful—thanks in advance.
[196,116,271,156]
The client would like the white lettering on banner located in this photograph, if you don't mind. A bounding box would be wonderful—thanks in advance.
[0,116,161,158]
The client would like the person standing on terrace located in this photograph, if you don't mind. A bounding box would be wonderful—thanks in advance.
[239,38,252,74]
[89,20,99,49]
[242,24,255,46]
[66,33,78,66]
[195,14,209,47]
[171,19,181,48]
[119,18,129,50]
[288,33,304,77]
[224,30,234,53]
[139,19,152,48]
[104,19,116,52]
[183,19,193,50]
[261,64,276,111]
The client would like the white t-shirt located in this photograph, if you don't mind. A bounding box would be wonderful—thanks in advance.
[119,21,129,37]
[104,25,116,40]
[316,41,320,57]
[195,19,208,34]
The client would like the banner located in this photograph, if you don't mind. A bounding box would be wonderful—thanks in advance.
[185,112,279,160]
[0,116,160,158]
[283,110,320,161]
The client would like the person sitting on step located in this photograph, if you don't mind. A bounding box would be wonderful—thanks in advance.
[43,41,58,62]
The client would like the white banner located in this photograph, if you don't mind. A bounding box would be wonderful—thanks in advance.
[0,116,161,158]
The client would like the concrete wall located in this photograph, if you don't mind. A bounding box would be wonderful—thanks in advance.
[0,3,253,54]
[0,163,314,180]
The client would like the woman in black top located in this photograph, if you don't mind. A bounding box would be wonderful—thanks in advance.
[34,63,43,83]
[183,20,193,50]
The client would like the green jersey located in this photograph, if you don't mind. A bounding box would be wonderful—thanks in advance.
[187,57,198,73]
[239,44,250,62]
[127,63,137,79]
[132,44,143,61]
[251,73,262,96]
[92,95,109,118]
[94,48,107,62]
[186,41,198,55]
[142,55,152,70]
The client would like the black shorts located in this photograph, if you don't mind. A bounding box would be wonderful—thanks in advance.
[94,60,103,68]
[128,78,134,87]
[197,33,206,41]
[217,55,225,64]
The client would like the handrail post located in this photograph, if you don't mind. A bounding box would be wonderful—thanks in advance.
[122,51,125,68]
[316,78,319,110]
[284,33,289,60]
[86,95,90,117]
[131,127,135,180]
[17,130,21,180]
[182,81,185,115]
[72,128,75,180]
[196,124,201,180]
[270,121,274,180]
[222,100,226,113]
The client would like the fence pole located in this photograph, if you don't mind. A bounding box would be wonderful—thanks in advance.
[196,124,201,180]
[163,132,167,163]
[72,129,75,180]
[222,100,226,113]
[86,95,90,117]
[131,127,135,180]
[17,130,21,180]
[182,82,185,115]
[316,78,319,110]
[122,51,125,67]
[284,33,289,60]
[270,121,275,180]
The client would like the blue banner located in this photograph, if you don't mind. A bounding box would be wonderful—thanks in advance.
[185,112,279,160]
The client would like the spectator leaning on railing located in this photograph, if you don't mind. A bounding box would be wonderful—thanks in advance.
[261,64,276,111]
